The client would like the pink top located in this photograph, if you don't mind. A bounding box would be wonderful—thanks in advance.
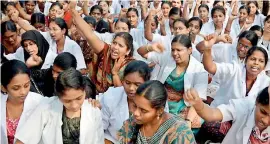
[6,117,20,144]
[248,127,269,144]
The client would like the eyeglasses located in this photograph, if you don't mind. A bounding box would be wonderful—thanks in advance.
[238,42,250,49]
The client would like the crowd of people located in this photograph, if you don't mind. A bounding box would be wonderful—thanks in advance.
[0,0,269,144]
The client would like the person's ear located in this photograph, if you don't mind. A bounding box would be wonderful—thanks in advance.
[1,85,7,94]
[157,107,165,116]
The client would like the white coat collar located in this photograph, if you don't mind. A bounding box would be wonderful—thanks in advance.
[51,98,96,144]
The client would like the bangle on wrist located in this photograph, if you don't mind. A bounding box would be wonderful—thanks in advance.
[146,44,151,52]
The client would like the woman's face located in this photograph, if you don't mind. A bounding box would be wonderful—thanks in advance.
[49,5,62,19]
[123,72,145,99]
[254,103,270,132]
[25,1,36,14]
[23,40,38,56]
[90,9,102,22]
[2,74,30,104]
[161,3,171,17]
[115,21,129,33]
[245,50,266,77]
[133,95,162,125]
[110,36,130,59]
[6,5,18,17]
[171,42,192,65]
[127,11,138,28]
[172,0,181,8]
[33,22,46,32]
[3,30,18,46]
[52,65,64,81]
[248,3,257,15]
[99,1,109,15]
[169,14,180,27]
[199,7,209,19]
[60,88,86,112]
[212,11,225,28]
[264,19,270,33]
[188,20,201,35]
[239,9,248,22]
[237,38,253,59]
[173,21,189,35]
[59,1,69,12]
[49,22,65,41]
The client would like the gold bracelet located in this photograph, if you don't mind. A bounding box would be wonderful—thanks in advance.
[146,44,151,52]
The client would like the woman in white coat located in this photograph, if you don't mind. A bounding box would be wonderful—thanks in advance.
[138,34,208,134]
[12,16,86,71]
[184,87,269,144]
[101,60,151,144]
[15,68,103,144]
[1,60,44,144]
[202,34,270,107]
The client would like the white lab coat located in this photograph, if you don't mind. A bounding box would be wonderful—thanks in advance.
[148,52,208,100]
[211,42,245,67]
[40,32,86,70]
[101,86,169,143]
[101,86,129,143]
[252,14,266,28]
[217,98,270,144]
[195,21,226,45]
[1,92,44,144]
[210,61,270,107]
[229,18,242,39]
[15,97,104,144]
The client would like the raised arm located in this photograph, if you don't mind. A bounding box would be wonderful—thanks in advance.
[144,10,155,41]
[193,0,201,17]
[82,0,90,16]
[182,1,190,20]
[202,34,217,75]
[15,2,31,21]
[9,10,36,31]
[70,1,105,54]
[184,89,223,122]
[137,43,165,59]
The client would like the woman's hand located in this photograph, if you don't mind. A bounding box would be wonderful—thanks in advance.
[26,55,43,68]
[184,88,202,106]
[69,0,77,10]
[218,34,232,44]
[88,98,102,109]
[201,34,217,50]
[149,43,165,53]
[112,57,125,75]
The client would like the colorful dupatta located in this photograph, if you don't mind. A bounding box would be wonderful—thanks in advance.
[117,116,196,144]
[88,43,134,93]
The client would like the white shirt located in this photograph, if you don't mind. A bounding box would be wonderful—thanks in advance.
[217,98,270,144]
[40,32,86,70]
[211,61,270,107]
[147,52,208,100]
[1,92,44,144]
[15,97,104,144]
